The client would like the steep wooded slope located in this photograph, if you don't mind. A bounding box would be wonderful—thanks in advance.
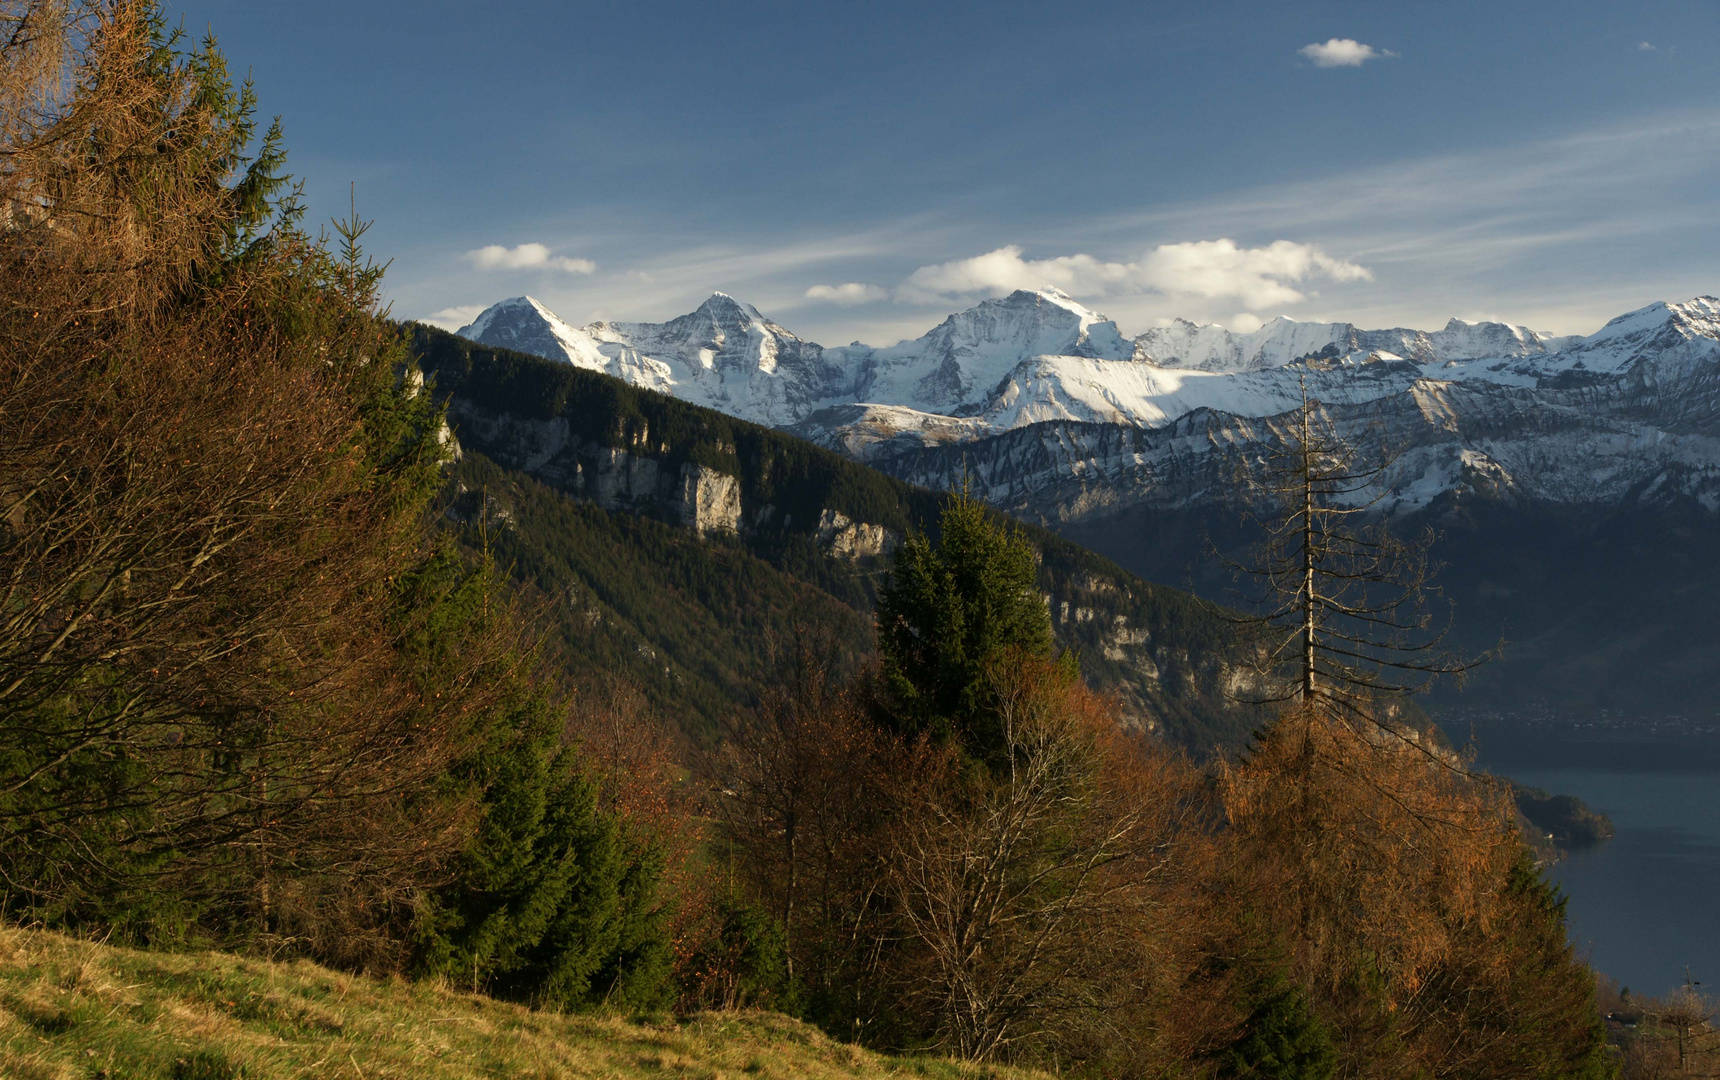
[411,324,1263,754]
[1057,495,1720,719]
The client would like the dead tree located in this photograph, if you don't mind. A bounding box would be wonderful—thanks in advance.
[1221,376,1483,732]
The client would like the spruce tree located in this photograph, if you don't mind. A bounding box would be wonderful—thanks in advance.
[396,547,672,1010]
[1217,975,1339,1080]
[412,686,670,1010]
[876,489,1055,762]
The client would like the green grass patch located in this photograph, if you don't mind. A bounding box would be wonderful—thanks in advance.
[0,928,1041,1079]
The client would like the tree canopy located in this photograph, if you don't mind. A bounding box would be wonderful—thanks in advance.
[0,0,672,1003]
[876,489,1057,762]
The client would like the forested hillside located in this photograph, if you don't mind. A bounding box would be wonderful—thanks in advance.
[414,324,1262,754]
[0,6,1636,1078]
[445,452,874,740]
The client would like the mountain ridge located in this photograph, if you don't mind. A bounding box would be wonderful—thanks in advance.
[410,321,1268,754]
[445,290,1720,719]
[453,290,1720,518]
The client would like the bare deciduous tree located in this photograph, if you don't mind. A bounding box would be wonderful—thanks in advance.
[1653,982,1719,1079]
[887,654,1179,1062]
[710,634,890,1008]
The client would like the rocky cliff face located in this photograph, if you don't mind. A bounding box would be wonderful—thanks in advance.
[414,323,1267,754]
[455,290,1720,524]
[815,509,899,559]
[859,310,1720,527]
[445,397,882,547]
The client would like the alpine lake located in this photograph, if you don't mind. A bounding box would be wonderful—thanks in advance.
[1443,712,1720,997]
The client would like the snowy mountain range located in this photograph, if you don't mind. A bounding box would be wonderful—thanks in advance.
[453,289,1720,520]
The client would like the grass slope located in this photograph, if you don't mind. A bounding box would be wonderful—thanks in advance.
[0,928,1040,1080]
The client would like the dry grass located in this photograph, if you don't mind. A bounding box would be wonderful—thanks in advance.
[0,927,1044,1080]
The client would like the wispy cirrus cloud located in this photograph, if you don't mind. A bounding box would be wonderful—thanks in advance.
[465,242,596,274]
[1299,38,1397,68]
[1078,106,1720,333]
[403,108,1720,345]
[410,223,935,340]
[898,239,1370,309]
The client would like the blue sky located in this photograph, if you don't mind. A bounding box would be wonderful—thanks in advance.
[169,0,1719,344]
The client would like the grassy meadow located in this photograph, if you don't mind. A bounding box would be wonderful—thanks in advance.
[0,928,1038,1080]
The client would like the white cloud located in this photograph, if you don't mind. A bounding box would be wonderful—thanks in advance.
[1088,107,1720,334]
[897,239,1370,309]
[1638,41,1656,51]
[1299,38,1397,68]
[805,282,888,306]
[465,242,596,274]
[898,246,1131,303]
[387,105,1720,347]
[1143,238,1372,306]
[420,304,486,331]
[1230,313,1265,334]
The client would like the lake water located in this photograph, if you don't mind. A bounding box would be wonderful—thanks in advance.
[1455,719,1720,997]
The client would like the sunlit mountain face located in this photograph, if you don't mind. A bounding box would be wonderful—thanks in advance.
[458,290,1720,518]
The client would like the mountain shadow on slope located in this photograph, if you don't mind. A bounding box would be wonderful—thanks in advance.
[1056,493,1720,721]
[411,323,1265,756]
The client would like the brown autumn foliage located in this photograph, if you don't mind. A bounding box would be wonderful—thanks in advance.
[0,0,524,965]
[714,628,1618,1079]
[706,634,893,1017]
[1218,705,1623,1080]
[882,653,1198,1063]
[714,642,1212,1067]
[1220,709,1515,1008]
[563,673,715,998]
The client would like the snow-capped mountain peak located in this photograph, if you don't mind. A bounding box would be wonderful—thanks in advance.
[689,291,771,329]
[823,288,1135,412]
[1129,312,1581,374]
[1563,295,1720,371]
[456,296,608,369]
[1028,285,1099,316]
[926,288,1130,357]
[446,286,1720,540]
[450,291,1720,493]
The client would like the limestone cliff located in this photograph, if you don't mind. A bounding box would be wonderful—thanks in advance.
[412,322,1267,756]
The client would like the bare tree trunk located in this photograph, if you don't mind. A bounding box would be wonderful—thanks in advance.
[1219,375,1483,731]
[1301,397,1318,707]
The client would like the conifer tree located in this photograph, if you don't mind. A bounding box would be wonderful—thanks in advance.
[412,685,671,1010]
[876,489,1056,762]
[1217,975,1339,1080]
[0,2,674,1000]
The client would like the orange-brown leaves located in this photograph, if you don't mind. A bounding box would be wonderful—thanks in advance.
[0,0,492,965]
[1220,710,1517,1004]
